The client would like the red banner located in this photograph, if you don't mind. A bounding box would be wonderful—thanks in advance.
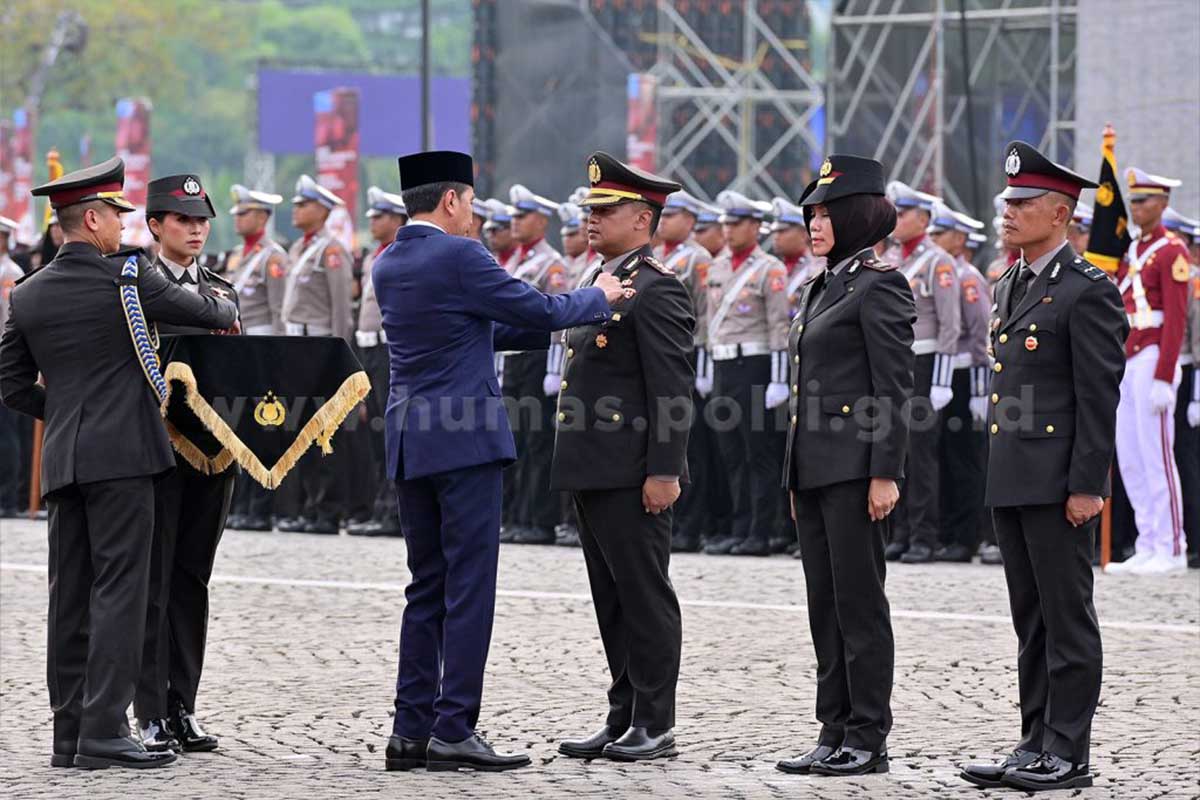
[626,74,658,173]
[115,97,153,246]
[314,87,360,253]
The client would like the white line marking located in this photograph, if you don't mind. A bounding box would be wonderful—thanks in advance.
[2,561,1196,635]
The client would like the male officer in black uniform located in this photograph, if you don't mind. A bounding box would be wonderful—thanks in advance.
[0,157,237,769]
[134,174,239,754]
[960,142,1127,792]
[551,152,694,762]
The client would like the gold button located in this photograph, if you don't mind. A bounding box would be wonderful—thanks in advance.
[792,384,799,394]
[557,412,566,422]
[567,348,574,358]
[797,324,804,332]
[993,362,1003,373]
[999,333,1008,344]
[791,414,798,424]
[611,413,620,422]
[560,380,568,390]
[991,393,999,404]
[1045,424,1055,433]
[794,355,800,364]
[612,313,622,322]
[1029,323,1037,332]
[990,423,999,435]
[841,404,851,414]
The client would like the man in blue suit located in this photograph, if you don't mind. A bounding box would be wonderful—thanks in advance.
[373,151,627,772]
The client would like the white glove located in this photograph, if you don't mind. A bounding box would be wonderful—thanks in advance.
[1188,401,1199,428]
[1148,379,1175,414]
[969,396,989,424]
[543,373,561,397]
[695,375,713,397]
[765,382,790,409]
[929,385,954,412]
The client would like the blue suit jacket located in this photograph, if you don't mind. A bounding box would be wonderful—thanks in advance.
[373,224,610,480]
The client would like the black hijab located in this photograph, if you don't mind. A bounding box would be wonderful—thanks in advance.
[804,193,896,267]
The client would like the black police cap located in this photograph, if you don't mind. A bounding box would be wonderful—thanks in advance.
[146,174,216,218]
[31,155,136,212]
[798,155,886,207]
[580,151,682,208]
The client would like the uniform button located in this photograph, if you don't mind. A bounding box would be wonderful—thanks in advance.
[791,414,798,424]
[990,423,999,435]
[993,362,1003,373]
[567,348,574,358]
[1045,424,1055,433]
[797,324,804,332]
[1029,323,1038,332]
[611,413,621,422]
[841,404,851,414]
[557,412,566,422]
[560,380,568,390]
[792,384,799,394]
[991,393,999,404]
[794,355,800,364]
[999,333,1008,344]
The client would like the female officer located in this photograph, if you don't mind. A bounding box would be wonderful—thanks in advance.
[775,155,915,777]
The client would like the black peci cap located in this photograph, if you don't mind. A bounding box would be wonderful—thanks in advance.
[798,155,886,207]
[398,150,475,191]
[146,174,216,218]
[31,155,136,212]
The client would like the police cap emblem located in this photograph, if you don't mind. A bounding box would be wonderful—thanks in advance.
[588,158,602,185]
[819,159,832,178]
[1004,149,1021,177]
[183,177,202,196]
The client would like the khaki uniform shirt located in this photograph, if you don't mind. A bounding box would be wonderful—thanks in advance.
[655,238,711,346]
[890,236,961,354]
[227,236,288,334]
[282,228,354,340]
[704,246,790,352]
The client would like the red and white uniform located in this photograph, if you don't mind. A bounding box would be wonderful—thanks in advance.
[1115,223,1191,559]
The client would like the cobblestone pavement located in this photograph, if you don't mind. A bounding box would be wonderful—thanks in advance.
[2,517,1198,799]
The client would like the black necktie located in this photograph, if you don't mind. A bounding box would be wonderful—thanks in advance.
[1009,266,1033,312]
[175,268,197,285]
[809,269,829,309]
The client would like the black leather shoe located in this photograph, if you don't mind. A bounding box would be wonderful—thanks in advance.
[138,718,180,753]
[304,518,340,535]
[1000,752,1092,791]
[1189,551,1200,569]
[979,544,1003,565]
[51,740,77,768]
[602,727,677,761]
[730,538,771,556]
[74,736,177,769]
[225,513,246,529]
[776,744,836,774]
[934,543,975,563]
[959,749,1039,788]
[240,514,273,532]
[671,535,701,553]
[900,543,934,564]
[703,536,737,555]
[346,518,382,536]
[375,521,404,537]
[170,705,218,752]
[555,525,582,547]
[385,735,429,771]
[559,725,624,759]
[512,525,556,545]
[499,525,527,543]
[884,542,907,561]
[426,733,531,771]
[768,536,794,554]
[808,746,888,776]
[276,516,310,532]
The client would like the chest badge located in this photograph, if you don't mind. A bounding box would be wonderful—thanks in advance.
[595,333,608,349]
[1025,336,1039,352]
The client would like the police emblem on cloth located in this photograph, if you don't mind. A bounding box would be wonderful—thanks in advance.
[254,391,286,427]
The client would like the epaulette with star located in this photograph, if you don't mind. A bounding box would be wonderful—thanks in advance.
[641,255,673,275]
[1071,255,1106,281]
[859,256,897,272]
[203,268,234,289]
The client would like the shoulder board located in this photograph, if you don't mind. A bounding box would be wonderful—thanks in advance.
[860,257,897,272]
[203,268,234,288]
[1070,256,1106,281]
[641,255,673,275]
[13,268,37,286]
[107,246,145,262]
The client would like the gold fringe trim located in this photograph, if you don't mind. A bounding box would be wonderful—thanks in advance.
[160,362,370,489]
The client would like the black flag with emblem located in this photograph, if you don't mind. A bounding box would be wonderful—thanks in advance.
[158,335,370,488]
[1083,124,1132,275]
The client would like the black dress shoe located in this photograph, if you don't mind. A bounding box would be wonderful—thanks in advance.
[375,522,404,537]
[884,542,907,561]
[768,536,794,554]
[808,746,888,776]
[499,525,525,543]
[304,518,340,535]
[934,543,975,563]
[74,736,178,769]
[959,749,1039,788]
[559,725,624,759]
[900,543,934,563]
[555,525,582,547]
[346,519,383,536]
[385,735,429,771]
[512,525,556,545]
[240,514,273,532]
[1000,752,1091,791]
[426,733,530,771]
[138,718,181,753]
[776,744,836,774]
[51,740,77,768]
[671,535,701,553]
[602,727,677,761]
[225,513,246,529]
[170,705,219,752]
[979,544,1003,565]
[1189,551,1200,569]
[703,536,736,555]
[276,516,310,532]
[730,538,771,556]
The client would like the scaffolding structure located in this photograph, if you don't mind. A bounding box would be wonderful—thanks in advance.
[828,0,1077,220]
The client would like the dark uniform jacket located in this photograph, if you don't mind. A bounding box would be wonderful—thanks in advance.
[783,248,916,491]
[0,242,238,496]
[985,243,1128,507]
[153,255,241,335]
[550,245,695,491]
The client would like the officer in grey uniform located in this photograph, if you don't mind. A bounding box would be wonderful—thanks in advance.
[0,215,24,517]
[693,200,727,260]
[654,191,726,552]
[347,187,408,537]
[484,199,519,269]
[704,190,791,556]
[927,201,991,562]
[883,181,962,564]
[276,175,353,534]
[502,185,571,545]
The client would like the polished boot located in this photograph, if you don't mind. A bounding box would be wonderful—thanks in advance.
[345,518,383,536]
[978,543,1003,565]
[74,736,178,770]
[499,525,525,544]
[768,535,794,555]
[138,718,181,753]
[1000,752,1092,791]
[558,725,624,759]
[240,514,273,532]
[385,735,429,771]
[426,733,531,772]
[670,534,701,553]
[303,517,340,535]
[899,543,934,564]
[808,746,888,776]
[171,704,219,752]
[776,744,836,774]
[555,524,582,547]
[602,727,677,762]
[934,543,975,562]
[512,525,556,545]
[884,541,907,561]
[729,538,770,556]
[276,515,310,533]
[959,749,1039,788]
[703,536,738,555]
[50,740,77,768]
[225,513,246,530]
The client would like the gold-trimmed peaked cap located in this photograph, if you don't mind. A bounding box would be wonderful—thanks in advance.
[798,154,886,207]
[31,155,136,212]
[580,151,681,209]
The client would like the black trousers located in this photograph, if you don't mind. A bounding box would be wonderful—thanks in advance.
[0,403,20,509]
[47,476,156,741]
[1109,454,1138,557]
[792,478,894,751]
[673,379,731,543]
[993,504,1102,764]
[505,350,559,530]
[1175,364,1199,556]
[298,409,348,524]
[893,353,939,550]
[360,343,399,524]
[231,468,274,520]
[712,354,780,544]
[573,487,681,731]
[939,367,986,550]
[136,460,235,719]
